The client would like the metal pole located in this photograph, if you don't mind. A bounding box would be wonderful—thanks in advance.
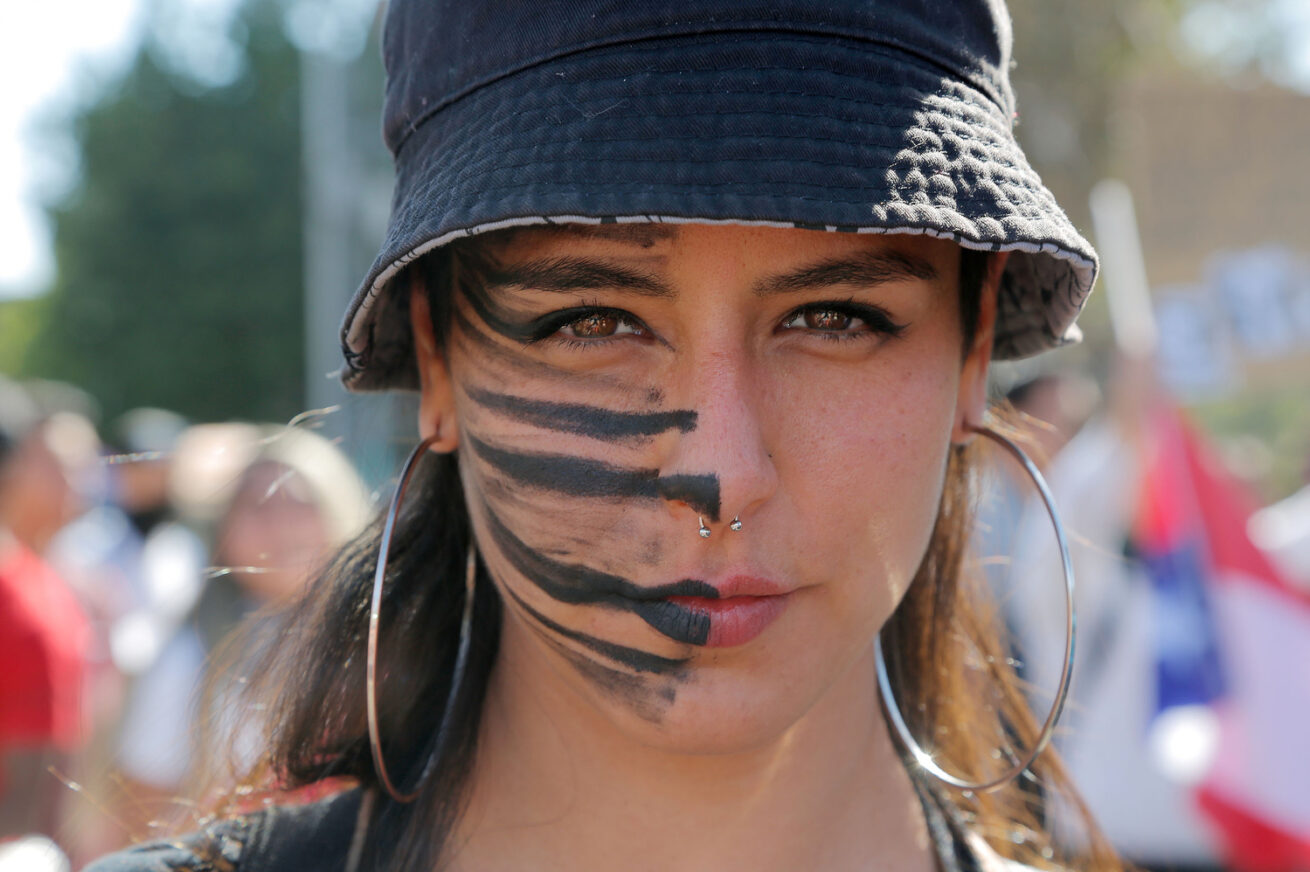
[300,49,355,414]
[1089,179,1159,358]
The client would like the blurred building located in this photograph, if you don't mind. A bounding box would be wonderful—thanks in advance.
[1114,76,1310,401]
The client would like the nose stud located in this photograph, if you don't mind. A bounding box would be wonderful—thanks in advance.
[697,516,744,538]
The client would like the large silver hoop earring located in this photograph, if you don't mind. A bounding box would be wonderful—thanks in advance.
[874,423,1076,793]
[366,434,478,804]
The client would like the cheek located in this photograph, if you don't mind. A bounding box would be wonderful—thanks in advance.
[446,335,671,559]
[771,348,959,605]
[452,397,646,557]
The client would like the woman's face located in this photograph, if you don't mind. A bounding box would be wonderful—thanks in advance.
[413,224,996,750]
[217,461,332,603]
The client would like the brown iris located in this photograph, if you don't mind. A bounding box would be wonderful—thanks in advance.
[570,314,620,337]
[804,308,852,331]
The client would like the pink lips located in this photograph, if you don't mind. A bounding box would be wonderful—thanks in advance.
[667,575,791,648]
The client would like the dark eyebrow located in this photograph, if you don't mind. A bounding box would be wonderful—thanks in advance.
[486,257,673,297]
[752,250,940,297]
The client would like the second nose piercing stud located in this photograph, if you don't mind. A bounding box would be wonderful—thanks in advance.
[698,516,744,538]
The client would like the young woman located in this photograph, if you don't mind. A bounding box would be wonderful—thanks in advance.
[90,1,1118,870]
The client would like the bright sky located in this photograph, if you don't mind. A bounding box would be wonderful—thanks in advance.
[0,0,147,296]
[0,0,378,299]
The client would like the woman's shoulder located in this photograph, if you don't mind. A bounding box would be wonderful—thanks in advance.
[83,815,252,872]
[84,788,363,872]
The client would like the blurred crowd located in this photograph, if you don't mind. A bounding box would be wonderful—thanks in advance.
[978,357,1310,872]
[0,375,370,870]
[2,362,1309,871]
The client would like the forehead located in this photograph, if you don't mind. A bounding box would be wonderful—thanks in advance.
[478,223,961,276]
[481,223,676,253]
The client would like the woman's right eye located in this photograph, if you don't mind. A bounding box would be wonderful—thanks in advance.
[559,312,644,339]
[534,307,649,345]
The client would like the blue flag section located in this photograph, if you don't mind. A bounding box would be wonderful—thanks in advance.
[1139,539,1226,714]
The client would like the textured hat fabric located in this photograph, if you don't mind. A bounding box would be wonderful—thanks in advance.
[340,0,1098,391]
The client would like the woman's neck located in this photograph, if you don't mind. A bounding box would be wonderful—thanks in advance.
[448,632,936,872]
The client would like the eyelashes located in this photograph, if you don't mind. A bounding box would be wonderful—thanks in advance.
[529,300,905,349]
[524,305,651,345]
[778,300,907,340]
[458,266,905,351]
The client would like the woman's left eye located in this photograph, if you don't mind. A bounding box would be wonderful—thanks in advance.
[779,303,904,337]
[793,308,854,331]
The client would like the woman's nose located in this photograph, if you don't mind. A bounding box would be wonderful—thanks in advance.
[658,348,779,533]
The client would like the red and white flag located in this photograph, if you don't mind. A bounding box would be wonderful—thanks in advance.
[1159,412,1310,871]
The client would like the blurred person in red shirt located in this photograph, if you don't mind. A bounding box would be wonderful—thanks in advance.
[0,376,93,844]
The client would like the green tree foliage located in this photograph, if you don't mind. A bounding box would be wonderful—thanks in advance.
[0,295,49,377]
[25,0,303,424]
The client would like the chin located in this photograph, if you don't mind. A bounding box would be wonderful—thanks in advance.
[597,631,876,757]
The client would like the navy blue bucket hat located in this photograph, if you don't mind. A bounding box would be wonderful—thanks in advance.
[340,0,1098,391]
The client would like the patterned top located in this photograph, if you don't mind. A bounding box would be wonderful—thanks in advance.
[86,784,1042,872]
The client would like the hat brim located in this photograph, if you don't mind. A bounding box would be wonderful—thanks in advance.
[342,32,1096,391]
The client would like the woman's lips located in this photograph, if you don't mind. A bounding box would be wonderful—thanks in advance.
[666,575,791,647]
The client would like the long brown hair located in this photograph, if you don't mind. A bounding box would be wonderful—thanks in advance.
[198,237,1124,871]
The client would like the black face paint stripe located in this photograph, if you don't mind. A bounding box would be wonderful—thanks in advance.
[479,501,713,646]
[503,586,689,676]
[653,475,722,520]
[459,272,539,342]
[467,433,721,521]
[452,306,519,360]
[463,385,696,442]
[451,306,630,388]
[530,628,675,723]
